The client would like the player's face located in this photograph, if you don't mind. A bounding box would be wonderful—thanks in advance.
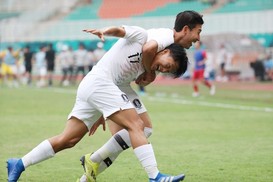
[176,24,202,49]
[151,49,178,74]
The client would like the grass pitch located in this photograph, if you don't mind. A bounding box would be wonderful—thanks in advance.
[1,81,273,182]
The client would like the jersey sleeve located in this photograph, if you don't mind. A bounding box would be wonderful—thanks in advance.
[147,28,174,52]
[123,25,148,45]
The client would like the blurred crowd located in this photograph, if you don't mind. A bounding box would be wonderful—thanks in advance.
[0,42,106,88]
[1,40,272,90]
[250,53,273,82]
[187,42,273,83]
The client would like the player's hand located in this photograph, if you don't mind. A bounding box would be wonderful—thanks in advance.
[89,116,106,136]
[83,29,105,42]
[135,71,156,86]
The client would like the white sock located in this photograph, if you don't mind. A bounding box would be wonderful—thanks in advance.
[91,129,131,163]
[134,144,159,179]
[79,174,87,182]
[97,155,118,174]
[91,127,153,174]
[22,140,55,168]
[90,127,153,167]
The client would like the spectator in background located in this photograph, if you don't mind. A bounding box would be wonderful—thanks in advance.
[35,46,47,87]
[73,43,88,84]
[23,46,34,85]
[67,46,76,85]
[86,48,96,72]
[250,54,266,81]
[93,42,106,65]
[192,41,215,97]
[216,44,228,82]
[58,45,75,86]
[263,54,273,81]
[45,43,56,86]
[1,46,19,88]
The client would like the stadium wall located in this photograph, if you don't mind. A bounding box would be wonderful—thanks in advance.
[1,10,273,43]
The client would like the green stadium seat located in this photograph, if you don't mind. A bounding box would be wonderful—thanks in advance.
[215,0,273,13]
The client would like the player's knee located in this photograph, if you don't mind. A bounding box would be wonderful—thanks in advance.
[128,118,145,132]
[144,127,153,138]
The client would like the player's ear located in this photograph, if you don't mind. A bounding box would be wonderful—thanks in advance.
[182,25,190,34]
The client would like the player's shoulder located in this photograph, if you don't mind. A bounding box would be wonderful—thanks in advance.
[147,28,172,34]
[147,28,173,41]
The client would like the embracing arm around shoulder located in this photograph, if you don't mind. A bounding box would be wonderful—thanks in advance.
[134,40,158,86]
[142,40,158,73]
[83,26,126,41]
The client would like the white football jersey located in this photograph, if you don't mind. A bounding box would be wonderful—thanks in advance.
[91,25,147,85]
[147,28,174,52]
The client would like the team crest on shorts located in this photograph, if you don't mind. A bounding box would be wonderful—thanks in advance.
[133,99,142,109]
[121,94,129,102]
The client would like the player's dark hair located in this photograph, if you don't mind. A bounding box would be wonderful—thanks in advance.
[174,10,204,31]
[166,43,188,78]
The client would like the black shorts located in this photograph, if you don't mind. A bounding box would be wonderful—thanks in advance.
[47,64,54,71]
[25,65,32,73]
[220,63,225,70]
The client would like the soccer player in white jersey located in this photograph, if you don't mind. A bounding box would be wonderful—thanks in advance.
[7,25,188,182]
[78,10,204,182]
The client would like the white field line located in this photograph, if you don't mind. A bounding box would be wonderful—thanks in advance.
[147,96,273,113]
[46,88,273,113]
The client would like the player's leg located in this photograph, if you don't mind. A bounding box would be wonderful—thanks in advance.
[4,65,14,87]
[79,78,184,181]
[192,70,200,97]
[68,66,74,84]
[86,113,153,175]
[80,86,153,178]
[7,117,88,182]
[79,117,183,182]
[109,109,185,181]
[48,69,53,86]
[10,65,20,87]
[201,69,215,95]
[107,108,159,175]
[60,68,67,86]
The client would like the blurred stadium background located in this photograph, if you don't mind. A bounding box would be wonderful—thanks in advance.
[1,1,273,181]
[0,0,273,81]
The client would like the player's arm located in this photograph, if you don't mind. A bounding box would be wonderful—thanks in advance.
[83,26,125,41]
[141,40,158,73]
[135,40,158,86]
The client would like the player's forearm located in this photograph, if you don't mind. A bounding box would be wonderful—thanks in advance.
[142,53,154,73]
[102,26,125,38]
[142,41,158,73]
[83,26,125,41]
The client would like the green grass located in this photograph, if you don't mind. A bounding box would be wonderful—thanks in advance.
[1,82,273,182]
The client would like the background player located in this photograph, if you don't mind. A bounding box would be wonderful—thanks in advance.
[192,41,215,97]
